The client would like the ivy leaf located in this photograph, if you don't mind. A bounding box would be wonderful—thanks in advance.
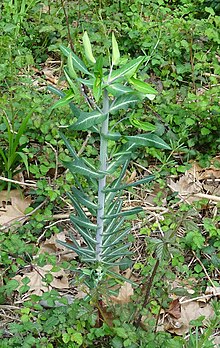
[125,133,171,150]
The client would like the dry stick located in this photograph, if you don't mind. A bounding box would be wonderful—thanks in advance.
[192,251,216,288]
[46,142,58,180]
[60,0,74,51]
[194,192,220,203]
[135,258,160,327]
[180,292,220,305]
[0,176,36,187]
[77,131,91,156]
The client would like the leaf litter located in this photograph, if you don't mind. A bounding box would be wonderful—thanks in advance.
[13,264,69,296]
[0,190,31,228]
[2,159,220,342]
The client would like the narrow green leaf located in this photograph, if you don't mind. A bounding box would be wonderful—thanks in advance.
[129,77,158,95]
[64,158,104,179]
[17,152,29,176]
[106,270,138,287]
[112,32,120,65]
[48,86,80,116]
[94,56,103,78]
[70,214,97,231]
[105,159,130,205]
[71,110,107,131]
[103,219,127,248]
[102,252,132,263]
[59,241,95,258]
[67,53,78,79]
[13,110,32,155]
[48,85,64,98]
[109,93,140,113]
[76,78,94,87]
[107,152,131,174]
[67,192,90,219]
[102,207,143,219]
[104,174,155,192]
[102,243,131,257]
[125,133,171,150]
[75,226,97,246]
[93,76,102,102]
[50,89,74,110]
[107,83,133,96]
[60,44,92,76]
[103,228,131,248]
[64,68,78,93]
[108,56,144,83]
[59,132,78,160]
[106,198,123,218]
[130,114,156,132]
[71,187,97,211]
[102,132,122,141]
[69,228,95,251]
[83,31,96,64]
[104,216,126,237]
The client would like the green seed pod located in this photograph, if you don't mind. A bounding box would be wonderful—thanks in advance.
[83,31,96,64]
[112,32,120,66]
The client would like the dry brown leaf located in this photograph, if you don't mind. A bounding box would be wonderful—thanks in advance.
[213,335,220,348]
[0,190,31,226]
[13,265,69,296]
[169,175,203,203]
[205,286,220,298]
[165,300,214,335]
[110,282,134,304]
[38,231,77,261]
[167,299,181,319]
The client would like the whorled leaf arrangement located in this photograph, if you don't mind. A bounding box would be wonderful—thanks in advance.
[51,32,171,286]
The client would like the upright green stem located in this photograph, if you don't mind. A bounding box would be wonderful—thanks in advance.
[96,89,109,262]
